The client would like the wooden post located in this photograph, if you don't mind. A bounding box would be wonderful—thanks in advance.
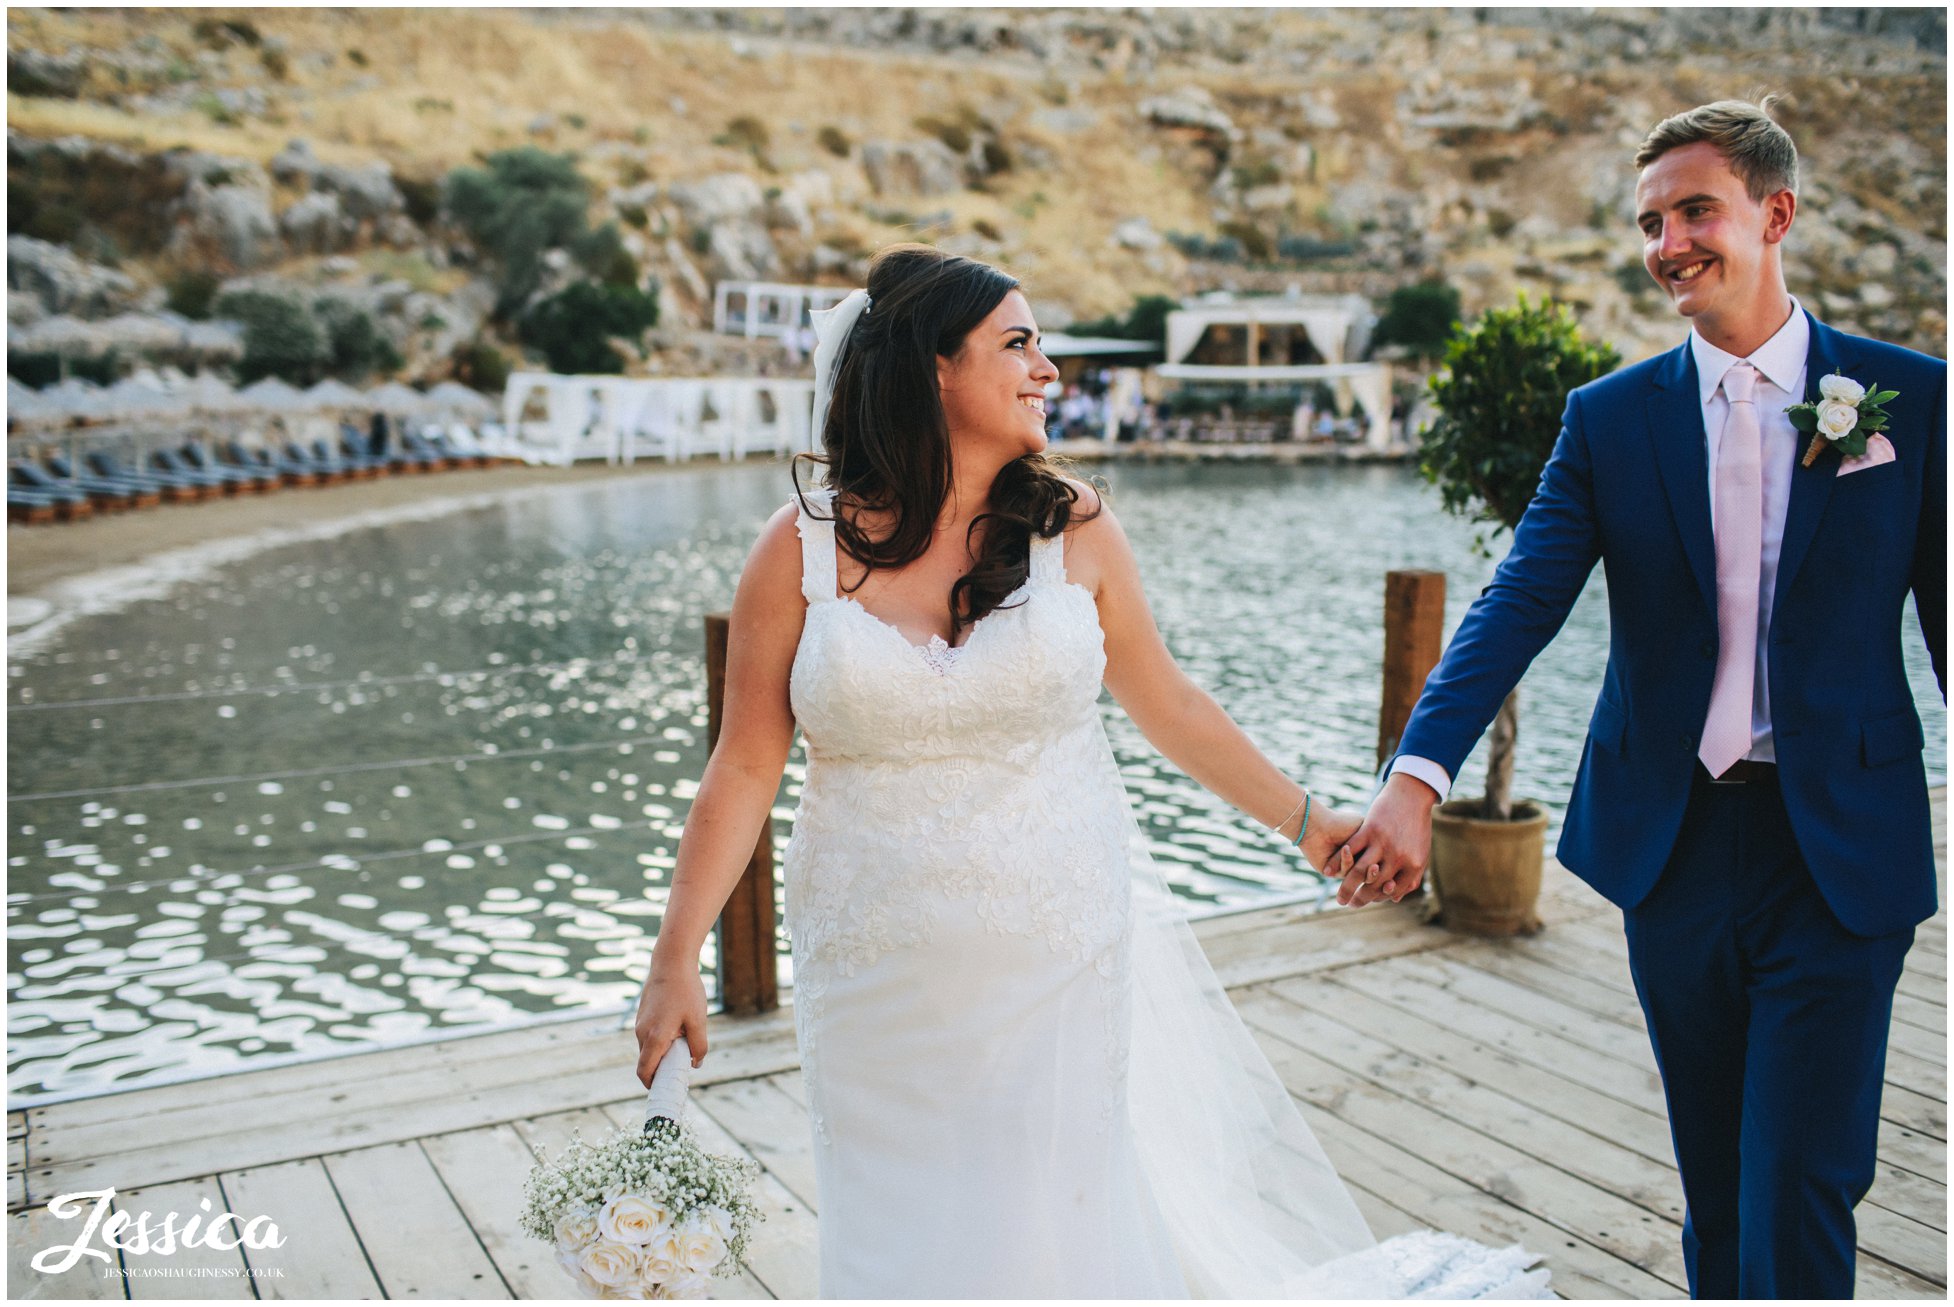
[1377,571,1446,769]
[704,611,780,1015]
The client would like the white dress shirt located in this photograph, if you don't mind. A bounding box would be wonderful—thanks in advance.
[1391,301,1808,801]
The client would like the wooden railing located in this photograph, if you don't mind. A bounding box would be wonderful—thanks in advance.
[703,569,1447,1013]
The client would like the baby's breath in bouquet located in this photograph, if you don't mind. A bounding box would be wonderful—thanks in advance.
[521,1044,763,1299]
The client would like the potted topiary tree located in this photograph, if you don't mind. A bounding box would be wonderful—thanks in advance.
[1416,294,1620,934]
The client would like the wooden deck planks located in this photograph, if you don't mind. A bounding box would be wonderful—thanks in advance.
[216,1157,382,1299]
[418,1124,578,1300]
[1237,987,1689,1224]
[1239,993,1692,1284]
[27,1007,800,1184]
[324,1139,510,1298]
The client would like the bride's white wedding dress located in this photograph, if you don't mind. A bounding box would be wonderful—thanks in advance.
[778,486,1548,1299]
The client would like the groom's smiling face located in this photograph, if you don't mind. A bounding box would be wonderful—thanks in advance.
[1635,141,1794,328]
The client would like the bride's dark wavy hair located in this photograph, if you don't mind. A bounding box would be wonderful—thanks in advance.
[792,243,1102,634]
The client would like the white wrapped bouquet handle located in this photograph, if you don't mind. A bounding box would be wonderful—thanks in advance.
[643,1039,694,1129]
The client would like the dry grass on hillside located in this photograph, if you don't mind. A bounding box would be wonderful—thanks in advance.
[7,8,1943,343]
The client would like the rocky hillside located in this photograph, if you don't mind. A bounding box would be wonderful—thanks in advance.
[6,6,1945,389]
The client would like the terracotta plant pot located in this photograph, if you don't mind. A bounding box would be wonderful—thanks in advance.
[1428,798,1547,936]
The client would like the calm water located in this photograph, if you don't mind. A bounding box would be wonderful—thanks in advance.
[8,460,1944,1101]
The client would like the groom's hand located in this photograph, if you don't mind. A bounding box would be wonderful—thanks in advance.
[1336,772,1439,906]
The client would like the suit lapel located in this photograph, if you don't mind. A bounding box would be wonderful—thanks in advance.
[1772,312,1853,618]
[1647,341,1716,615]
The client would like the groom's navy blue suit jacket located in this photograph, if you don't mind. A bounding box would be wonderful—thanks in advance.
[1396,312,1945,938]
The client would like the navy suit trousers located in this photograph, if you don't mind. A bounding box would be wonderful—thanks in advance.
[1622,769,1913,1299]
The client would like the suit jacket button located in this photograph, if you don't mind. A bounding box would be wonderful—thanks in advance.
[1679,733,1694,751]
[1700,640,1715,659]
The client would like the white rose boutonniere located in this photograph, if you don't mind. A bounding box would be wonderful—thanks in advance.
[1817,373,1868,406]
[1788,372,1897,466]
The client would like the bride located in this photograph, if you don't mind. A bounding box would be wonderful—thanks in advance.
[632,244,1546,1298]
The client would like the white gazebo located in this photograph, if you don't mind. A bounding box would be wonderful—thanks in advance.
[1156,294,1395,447]
[712,281,852,339]
[501,372,815,466]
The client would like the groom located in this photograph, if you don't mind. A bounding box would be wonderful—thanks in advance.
[1338,99,1945,1298]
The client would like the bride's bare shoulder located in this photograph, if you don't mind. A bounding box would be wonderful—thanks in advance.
[1053,475,1130,594]
[740,499,809,598]
[1056,474,1111,523]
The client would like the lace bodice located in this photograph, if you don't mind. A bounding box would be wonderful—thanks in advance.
[783,485,1127,970]
[787,486,1105,762]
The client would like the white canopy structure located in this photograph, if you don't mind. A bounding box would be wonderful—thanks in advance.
[1156,294,1394,446]
[502,371,815,465]
[713,281,851,339]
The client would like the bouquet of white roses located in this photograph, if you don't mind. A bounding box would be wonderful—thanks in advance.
[521,1042,763,1300]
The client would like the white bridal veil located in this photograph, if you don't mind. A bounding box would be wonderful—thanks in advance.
[805,288,1403,1298]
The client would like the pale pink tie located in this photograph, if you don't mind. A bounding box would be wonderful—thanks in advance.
[1700,362,1762,778]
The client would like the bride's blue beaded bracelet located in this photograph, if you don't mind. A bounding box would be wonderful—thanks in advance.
[1291,793,1312,849]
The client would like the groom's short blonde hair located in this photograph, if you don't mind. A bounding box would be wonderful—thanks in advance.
[1635,97,1799,201]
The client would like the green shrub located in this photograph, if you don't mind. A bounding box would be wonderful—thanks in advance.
[1421,294,1619,536]
[1166,230,1245,263]
[1373,281,1463,361]
[817,125,852,158]
[165,268,222,320]
[1231,159,1282,190]
[518,280,659,374]
[8,352,62,388]
[315,299,403,381]
[572,222,640,287]
[914,115,972,154]
[1275,234,1358,262]
[1067,294,1177,347]
[68,348,123,386]
[396,175,442,228]
[451,338,512,393]
[720,116,771,165]
[193,17,260,48]
[443,147,593,316]
[216,289,327,385]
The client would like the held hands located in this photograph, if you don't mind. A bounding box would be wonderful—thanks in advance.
[1333,771,1440,907]
[633,954,710,1089]
[1292,801,1361,879]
